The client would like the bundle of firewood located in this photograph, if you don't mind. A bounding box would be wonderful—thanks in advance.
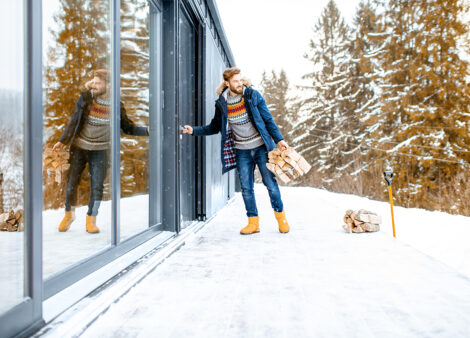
[343,209,382,233]
[0,209,24,232]
[266,147,312,184]
[43,147,70,184]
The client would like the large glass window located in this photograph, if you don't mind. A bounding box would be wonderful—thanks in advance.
[0,0,25,315]
[42,0,113,278]
[120,0,162,240]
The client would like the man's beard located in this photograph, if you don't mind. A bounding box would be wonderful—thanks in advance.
[92,88,107,97]
[230,85,243,95]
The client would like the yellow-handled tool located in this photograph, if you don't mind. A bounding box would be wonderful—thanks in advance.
[383,171,396,238]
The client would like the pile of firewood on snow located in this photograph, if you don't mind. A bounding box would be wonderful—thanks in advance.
[342,209,382,233]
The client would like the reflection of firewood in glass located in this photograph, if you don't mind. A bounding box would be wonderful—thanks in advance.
[0,209,24,232]
[43,148,70,184]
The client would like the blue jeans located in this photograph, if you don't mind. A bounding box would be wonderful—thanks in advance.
[236,145,283,217]
[65,146,109,216]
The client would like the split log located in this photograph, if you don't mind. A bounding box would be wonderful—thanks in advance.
[266,147,311,184]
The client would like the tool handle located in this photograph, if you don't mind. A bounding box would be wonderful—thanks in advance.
[383,171,394,186]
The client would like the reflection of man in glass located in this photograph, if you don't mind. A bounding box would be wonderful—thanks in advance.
[53,69,149,234]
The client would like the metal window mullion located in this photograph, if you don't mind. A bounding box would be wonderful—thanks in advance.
[156,9,163,225]
[198,21,206,220]
[111,0,121,245]
[149,4,163,226]
[175,2,181,234]
[26,0,43,316]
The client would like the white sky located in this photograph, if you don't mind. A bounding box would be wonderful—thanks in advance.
[0,1,24,90]
[215,0,361,88]
[0,0,360,91]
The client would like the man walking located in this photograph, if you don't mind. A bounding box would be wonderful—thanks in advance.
[182,67,290,235]
[53,69,149,234]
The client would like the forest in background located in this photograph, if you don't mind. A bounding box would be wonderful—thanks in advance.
[261,0,470,216]
[1,0,469,216]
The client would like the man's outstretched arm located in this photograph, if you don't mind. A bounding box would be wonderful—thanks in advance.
[183,108,221,136]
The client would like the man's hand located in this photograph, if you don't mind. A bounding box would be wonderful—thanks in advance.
[277,140,289,151]
[53,141,65,152]
[181,125,193,135]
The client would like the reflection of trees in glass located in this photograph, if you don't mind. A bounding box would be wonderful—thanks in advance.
[0,89,23,131]
[0,126,23,211]
[120,0,150,197]
[0,90,23,211]
[43,0,110,209]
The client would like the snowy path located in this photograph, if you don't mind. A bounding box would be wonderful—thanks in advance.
[81,185,470,337]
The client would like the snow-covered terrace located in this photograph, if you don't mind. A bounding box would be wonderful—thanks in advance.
[40,184,470,337]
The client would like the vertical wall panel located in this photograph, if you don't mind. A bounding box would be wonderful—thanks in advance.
[203,30,230,217]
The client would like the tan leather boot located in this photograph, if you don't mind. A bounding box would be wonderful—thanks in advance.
[86,215,100,234]
[58,210,75,232]
[240,216,260,235]
[274,210,290,233]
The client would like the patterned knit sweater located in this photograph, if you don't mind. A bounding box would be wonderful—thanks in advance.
[73,96,111,151]
[226,94,264,150]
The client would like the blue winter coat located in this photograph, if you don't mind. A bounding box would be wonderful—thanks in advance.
[192,86,284,173]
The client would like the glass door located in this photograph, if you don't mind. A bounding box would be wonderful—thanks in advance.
[178,4,199,230]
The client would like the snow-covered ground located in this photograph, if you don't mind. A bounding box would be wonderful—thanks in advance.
[0,231,23,315]
[42,194,152,278]
[79,185,470,338]
[2,184,470,334]
[319,187,470,279]
[0,194,154,292]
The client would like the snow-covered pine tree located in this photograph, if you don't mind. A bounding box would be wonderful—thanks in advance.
[376,0,470,211]
[43,0,110,209]
[293,0,358,189]
[120,0,150,197]
[345,0,388,197]
[260,69,293,143]
[350,0,386,143]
